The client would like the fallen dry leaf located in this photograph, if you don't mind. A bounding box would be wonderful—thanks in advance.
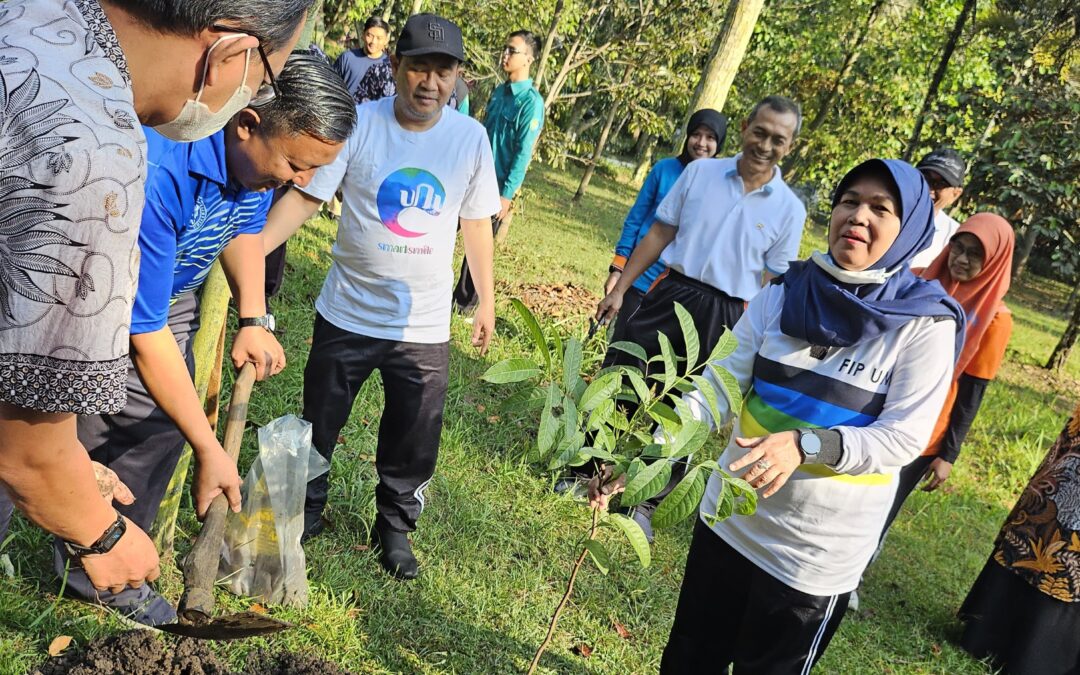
[612,619,631,639]
[572,643,593,658]
[304,337,314,345]
[487,415,501,423]
[248,603,268,614]
[47,636,73,657]
[931,643,942,656]
[476,404,486,413]
[346,607,361,619]
[352,544,370,552]
[337,435,346,445]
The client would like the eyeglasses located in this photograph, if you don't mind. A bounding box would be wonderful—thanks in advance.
[948,240,984,263]
[211,24,280,103]
[502,46,525,56]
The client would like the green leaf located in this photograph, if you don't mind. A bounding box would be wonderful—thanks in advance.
[689,374,724,424]
[608,340,647,363]
[707,328,737,364]
[548,431,586,470]
[584,539,610,575]
[581,446,616,462]
[562,337,583,394]
[727,474,758,516]
[624,457,645,484]
[707,482,735,523]
[652,466,707,529]
[674,302,699,372]
[621,368,651,405]
[481,358,541,384]
[607,513,651,568]
[646,400,679,431]
[562,393,579,442]
[587,397,615,431]
[658,332,678,381]
[709,363,743,414]
[511,298,550,370]
[621,459,672,506]
[579,372,622,412]
[593,424,616,453]
[538,383,561,457]
[669,418,709,459]
[499,385,547,413]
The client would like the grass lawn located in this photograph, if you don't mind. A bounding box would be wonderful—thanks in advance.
[1,163,1077,674]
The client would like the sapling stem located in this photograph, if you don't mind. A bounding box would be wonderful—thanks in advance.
[526,506,601,674]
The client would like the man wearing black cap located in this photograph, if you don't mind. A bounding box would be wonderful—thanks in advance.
[262,14,501,579]
[911,147,966,269]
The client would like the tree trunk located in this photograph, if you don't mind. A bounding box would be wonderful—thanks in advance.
[672,0,766,152]
[903,0,977,161]
[409,0,423,16]
[382,0,397,21]
[633,136,656,185]
[783,0,888,179]
[535,0,566,91]
[574,67,635,203]
[1013,223,1038,279]
[297,0,323,47]
[1046,291,1080,372]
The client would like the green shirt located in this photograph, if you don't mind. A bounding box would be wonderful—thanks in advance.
[483,78,544,200]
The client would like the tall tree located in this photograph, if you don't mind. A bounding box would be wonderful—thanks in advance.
[903,0,978,160]
[1047,295,1080,372]
[535,0,567,91]
[572,65,635,202]
[672,0,767,151]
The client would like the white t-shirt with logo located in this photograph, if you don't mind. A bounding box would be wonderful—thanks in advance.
[302,97,501,343]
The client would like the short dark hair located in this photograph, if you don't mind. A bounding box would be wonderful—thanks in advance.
[249,51,357,143]
[114,0,313,52]
[748,95,803,137]
[364,16,391,33]
[509,30,541,60]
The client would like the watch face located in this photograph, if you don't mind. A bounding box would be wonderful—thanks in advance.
[801,431,822,455]
[266,314,276,332]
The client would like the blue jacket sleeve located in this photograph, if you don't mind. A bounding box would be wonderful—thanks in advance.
[615,164,663,262]
[501,93,544,200]
[131,149,186,335]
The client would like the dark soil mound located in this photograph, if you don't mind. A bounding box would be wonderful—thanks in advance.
[33,631,230,675]
[32,631,353,675]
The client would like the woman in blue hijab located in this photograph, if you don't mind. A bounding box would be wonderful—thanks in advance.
[594,159,964,673]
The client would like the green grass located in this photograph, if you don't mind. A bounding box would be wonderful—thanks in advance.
[1,164,1077,674]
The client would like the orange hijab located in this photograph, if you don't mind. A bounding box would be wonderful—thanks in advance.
[921,213,1015,376]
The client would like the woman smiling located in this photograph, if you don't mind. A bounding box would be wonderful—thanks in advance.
[594,159,966,672]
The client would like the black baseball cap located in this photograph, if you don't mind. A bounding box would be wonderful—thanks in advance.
[396,14,465,62]
[916,147,967,187]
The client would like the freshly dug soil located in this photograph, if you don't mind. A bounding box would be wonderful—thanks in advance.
[32,631,352,675]
[501,281,600,320]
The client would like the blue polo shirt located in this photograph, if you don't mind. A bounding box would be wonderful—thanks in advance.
[131,128,272,334]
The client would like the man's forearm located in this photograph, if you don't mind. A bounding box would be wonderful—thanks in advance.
[0,406,119,547]
[461,217,495,305]
[262,188,324,254]
[614,221,677,293]
[220,233,267,318]
[131,330,219,456]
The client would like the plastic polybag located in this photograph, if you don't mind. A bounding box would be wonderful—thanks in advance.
[219,414,329,606]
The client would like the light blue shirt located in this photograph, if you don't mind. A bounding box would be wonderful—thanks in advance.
[655,155,806,302]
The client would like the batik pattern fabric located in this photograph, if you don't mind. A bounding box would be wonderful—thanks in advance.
[993,403,1080,602]
[0,0,146,414]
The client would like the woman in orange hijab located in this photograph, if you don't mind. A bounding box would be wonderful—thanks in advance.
[883,212,1015,531]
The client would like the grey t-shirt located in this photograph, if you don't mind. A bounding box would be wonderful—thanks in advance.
[0,0,146,414]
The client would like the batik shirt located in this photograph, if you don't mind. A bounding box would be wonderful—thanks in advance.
[0,0,146,414]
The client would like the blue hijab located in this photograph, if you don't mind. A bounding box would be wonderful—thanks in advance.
[780,159,965,357]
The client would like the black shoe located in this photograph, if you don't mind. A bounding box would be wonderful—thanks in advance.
[301,510,327,544]
[371,526,418,580]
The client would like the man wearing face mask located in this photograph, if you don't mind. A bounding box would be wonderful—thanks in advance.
[0,0,309,601]
[262,14,501,580]
[0,52,356,626]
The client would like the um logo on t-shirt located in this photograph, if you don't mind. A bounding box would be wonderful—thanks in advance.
[376,168,446,238]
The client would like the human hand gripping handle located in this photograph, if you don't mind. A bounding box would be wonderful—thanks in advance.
[191,363,255,520]
[729,431,803,498]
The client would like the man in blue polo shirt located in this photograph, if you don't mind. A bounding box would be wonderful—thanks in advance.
[0,52,356,626]
[594,95,806,539]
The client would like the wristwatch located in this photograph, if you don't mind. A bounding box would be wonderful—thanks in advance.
[63,511,126,558]
[239,313,276,333]
[797,429,822,462]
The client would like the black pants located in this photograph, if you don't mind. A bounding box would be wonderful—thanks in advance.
[265,242,287,299]
[452,215,502,311]
[662,520,850,674]
[608,286,646,346]
[606,271,744,373]
[302,312,450,533]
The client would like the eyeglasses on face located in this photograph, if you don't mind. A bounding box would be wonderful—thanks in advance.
[502,46,525,56]
[948,240,984,262]
[210,24,281,103]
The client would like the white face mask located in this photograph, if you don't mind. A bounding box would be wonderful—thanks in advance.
[154,34,254,142]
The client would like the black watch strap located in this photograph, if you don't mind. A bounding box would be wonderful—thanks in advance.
[63,511,126,558]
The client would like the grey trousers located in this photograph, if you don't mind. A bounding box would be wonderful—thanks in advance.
[0,293,198,607]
